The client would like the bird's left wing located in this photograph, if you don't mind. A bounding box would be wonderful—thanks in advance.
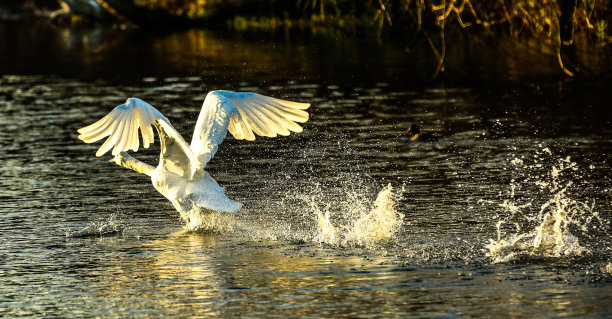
[190,90,310,166]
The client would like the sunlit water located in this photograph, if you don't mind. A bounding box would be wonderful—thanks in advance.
[1,22,611,318]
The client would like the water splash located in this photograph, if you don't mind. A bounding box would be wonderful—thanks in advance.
[314,209,338,245]
[486,150,605,263]
[181,206,295,241]
[66,214,124,238]
[182,208,236,233]
[307,183,404,248]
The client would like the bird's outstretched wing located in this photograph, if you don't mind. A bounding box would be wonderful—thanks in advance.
[78,98,167,157]
[190,90,310,166]
[78,98,200,177]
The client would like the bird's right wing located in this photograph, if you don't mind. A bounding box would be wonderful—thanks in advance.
[78,98,170,157]
[190,90,310,166]
[78,98,201,178]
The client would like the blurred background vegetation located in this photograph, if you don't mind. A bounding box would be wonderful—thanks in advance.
[1,0,611,77]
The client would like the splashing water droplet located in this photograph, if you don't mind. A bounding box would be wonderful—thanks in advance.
[486,152,605,263]
[315,209,338,245]
[182,208,236,233]
[66,214,124,238]
[307,183,404,248]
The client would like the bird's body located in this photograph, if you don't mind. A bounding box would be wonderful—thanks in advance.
[407,124,438,142]
[152,160,242,215]
[78,91,310,221]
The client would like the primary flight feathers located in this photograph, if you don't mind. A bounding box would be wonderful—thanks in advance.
[226,92,309,140]
[77,91,310,160]
[77,99,167,157]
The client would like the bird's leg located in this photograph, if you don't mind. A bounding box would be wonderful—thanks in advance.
[111,152,155,177]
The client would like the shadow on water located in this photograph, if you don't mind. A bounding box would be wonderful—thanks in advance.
[0,19,611,318]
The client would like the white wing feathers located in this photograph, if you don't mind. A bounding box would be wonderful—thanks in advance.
[228,92,309,140]
[79,92,309,171]
[78,98,169,157]
[190,90,310,165]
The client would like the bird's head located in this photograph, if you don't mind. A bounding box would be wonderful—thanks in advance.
[109,152,124,164]
[125,98,143,108]
[408,124,420,135]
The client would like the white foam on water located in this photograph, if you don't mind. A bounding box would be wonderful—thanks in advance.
[486,150,605,263]
[181,202,303,242]
[183,208,236,233]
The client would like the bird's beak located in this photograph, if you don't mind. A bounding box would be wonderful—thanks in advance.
[109,153,122,164]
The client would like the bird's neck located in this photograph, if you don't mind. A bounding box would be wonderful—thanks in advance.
[112,152,155,177]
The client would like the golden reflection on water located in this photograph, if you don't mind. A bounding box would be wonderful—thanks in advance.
[96,232,222,316]
[148,29,310,81]
[92,230,410,316]
[85,230,601,317]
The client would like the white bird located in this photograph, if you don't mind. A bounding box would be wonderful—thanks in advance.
[77,91,310,222]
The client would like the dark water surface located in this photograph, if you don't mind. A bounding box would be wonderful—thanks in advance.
[1,21,611,318]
